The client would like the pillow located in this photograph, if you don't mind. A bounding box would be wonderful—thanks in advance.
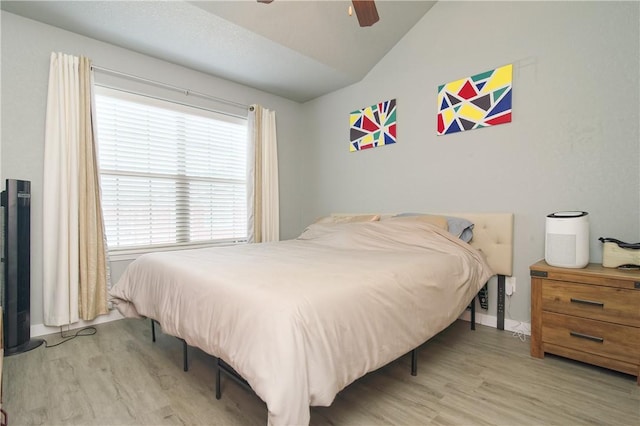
[386,214,449,231]
[314,214,380,225]
[394,213,474,242]
[446,216,474,243]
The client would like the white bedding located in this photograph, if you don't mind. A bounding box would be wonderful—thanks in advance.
[110,220,494,425]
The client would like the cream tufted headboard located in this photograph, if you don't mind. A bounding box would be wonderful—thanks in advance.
[441,213,514,277]
[330,212,514,277]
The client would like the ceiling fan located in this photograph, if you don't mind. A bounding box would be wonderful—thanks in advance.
[257,0,380,27]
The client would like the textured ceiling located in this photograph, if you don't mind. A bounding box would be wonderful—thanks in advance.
[1,0,436,102]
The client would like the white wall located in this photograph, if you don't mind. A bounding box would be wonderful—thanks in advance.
[1,11,307,330]
[301,1,640,324]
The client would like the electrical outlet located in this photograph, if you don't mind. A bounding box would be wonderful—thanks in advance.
[505,276,516,295]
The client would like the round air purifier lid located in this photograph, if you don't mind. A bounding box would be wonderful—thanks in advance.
[547,211,588,218]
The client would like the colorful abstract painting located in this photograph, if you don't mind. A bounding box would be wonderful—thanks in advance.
[437,64,512,135]
[350,99,397,151]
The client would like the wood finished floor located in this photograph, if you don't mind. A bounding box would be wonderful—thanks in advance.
[3,318,639,425]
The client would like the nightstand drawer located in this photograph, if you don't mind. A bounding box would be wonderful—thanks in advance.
[542,280,640,327]
[542,312,640,365]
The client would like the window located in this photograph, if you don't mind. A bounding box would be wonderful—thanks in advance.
[95,87,248,253]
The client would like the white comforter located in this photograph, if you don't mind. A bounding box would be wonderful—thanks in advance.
[110,220,494,425]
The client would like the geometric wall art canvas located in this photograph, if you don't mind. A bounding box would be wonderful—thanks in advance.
[437,64,512,135]
[350,98,396,151]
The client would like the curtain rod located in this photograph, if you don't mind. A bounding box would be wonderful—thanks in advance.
[91,65,250,110]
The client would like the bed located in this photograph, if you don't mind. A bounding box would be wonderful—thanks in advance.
[110,213,513,425]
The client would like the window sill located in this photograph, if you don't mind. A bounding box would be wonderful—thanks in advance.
[108,240,247,262]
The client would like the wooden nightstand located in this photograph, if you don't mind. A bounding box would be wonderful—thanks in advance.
[530,260,640,384]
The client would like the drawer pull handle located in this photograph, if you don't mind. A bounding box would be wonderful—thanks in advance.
[569,331,604,343]
[570,298,604,307]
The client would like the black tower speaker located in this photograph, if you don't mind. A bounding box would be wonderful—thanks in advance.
[1,179,43,355]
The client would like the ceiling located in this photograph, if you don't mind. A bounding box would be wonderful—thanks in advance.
[1,0,436,102]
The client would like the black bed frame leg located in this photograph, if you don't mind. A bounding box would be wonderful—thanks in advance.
[182,339,189,372]
[410,349,417,376]
[215,358,222,399]
[470,298,476,331]
[151,318,189,372]
[497,274,505,331]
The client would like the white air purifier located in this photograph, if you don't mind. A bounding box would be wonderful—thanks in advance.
[545,211,589,268]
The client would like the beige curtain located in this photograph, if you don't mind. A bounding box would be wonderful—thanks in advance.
[247,104,279,243]
[43,52,109,326]
[78,57,109,320]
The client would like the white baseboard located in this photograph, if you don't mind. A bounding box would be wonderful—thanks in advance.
[458,310,531,336]
[31,309,124,337]
[30,309,530,338]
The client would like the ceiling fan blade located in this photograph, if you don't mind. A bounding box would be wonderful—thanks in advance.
[352,0,380,27]
[257,0,274,3]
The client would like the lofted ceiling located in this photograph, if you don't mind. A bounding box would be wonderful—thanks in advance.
[1,0,436,102]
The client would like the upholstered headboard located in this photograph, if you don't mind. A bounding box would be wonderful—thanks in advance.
[329,212,514,277]
[441,213,514,277]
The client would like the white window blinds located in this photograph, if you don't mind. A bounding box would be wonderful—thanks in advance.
[94,87,248,252]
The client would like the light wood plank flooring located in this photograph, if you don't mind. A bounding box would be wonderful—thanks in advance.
[3,319,639,425]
